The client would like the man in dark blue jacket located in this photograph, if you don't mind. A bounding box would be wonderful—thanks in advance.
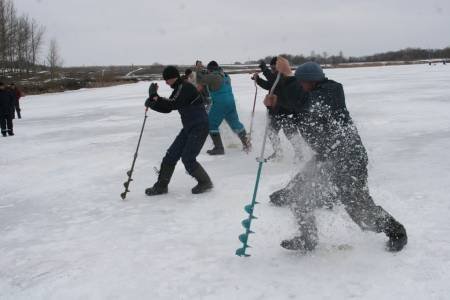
[265,58,407,253]
[0,82,15,137]
[144,66,213,196]
[252,57,302,160]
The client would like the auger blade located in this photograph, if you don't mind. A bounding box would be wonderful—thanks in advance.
[235,247,250,257]
[239,233,248,244]
[244,204,253,214]
[241,219,251,229]
[126,170,132,176]
[123,182,130,189]
[120,192,127,200]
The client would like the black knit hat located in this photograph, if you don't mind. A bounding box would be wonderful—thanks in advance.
[207,60,219,71]
[162,66,180,80]
[270,57,277,66]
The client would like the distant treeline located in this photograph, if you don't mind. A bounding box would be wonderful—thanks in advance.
[247,47,450,65]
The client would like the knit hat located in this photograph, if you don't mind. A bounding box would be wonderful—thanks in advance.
[294,62,325,81]
[270,57,277,66]
[207,60,219,71]
[162,66,180,80]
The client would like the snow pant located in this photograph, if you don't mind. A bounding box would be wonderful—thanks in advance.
[208,99,244,134]
[0,114,13,135]
[288,152,393,243]
[268,113,302,155]
[162,122,209,174]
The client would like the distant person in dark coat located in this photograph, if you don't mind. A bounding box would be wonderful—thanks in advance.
[0,82,15,136]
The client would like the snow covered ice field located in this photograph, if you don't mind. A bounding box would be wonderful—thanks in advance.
[1,64,450,299]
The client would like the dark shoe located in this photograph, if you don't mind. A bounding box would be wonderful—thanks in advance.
[7,130,14,136]
[190,164,213,194]
[238,130,251,153]
[269,188,291,207]
[1,132,6,137]
[145,183,168,196]
[281,235,317,252]
[384,218,408,252]
[207,133,225,155]
[145,162,175,196]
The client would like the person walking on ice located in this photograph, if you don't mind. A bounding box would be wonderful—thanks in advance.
[265,57,407,252]
[144,66,213,196]
[196,61,251,155]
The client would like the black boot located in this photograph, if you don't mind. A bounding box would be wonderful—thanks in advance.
[190,164,213,194]
[7,130,14,136]
[383,217,408,252]
[269,188,291,207]
[207,133,225,155]
[1,132,6,137]
[145,163,175,196]
[238,130,251,153]
[281,235,318,252]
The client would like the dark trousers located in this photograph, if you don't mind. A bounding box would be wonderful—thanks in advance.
[1,114,13,135]
[162,122,209,174]
[288,151,393,242]
[268,113,302,154]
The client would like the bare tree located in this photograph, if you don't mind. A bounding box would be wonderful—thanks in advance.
[30,18,44,71]
[47,38,62,79]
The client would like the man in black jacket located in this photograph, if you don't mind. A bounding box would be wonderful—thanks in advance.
[265,57,407,252]
[0,82,15,137]
[252,57,302,161]
[144,66,213,196]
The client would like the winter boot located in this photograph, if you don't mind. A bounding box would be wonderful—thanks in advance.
[7,130,14,136]
[145,163,176,196]
[1,132,6,137]
[238,130,252,153]
[269,188,291,207]
[383,217,408,252]
[281,234,318,252]
[207,133,225,155]
[190,164,213,194]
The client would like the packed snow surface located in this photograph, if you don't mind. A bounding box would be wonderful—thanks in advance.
[1,64,450,299]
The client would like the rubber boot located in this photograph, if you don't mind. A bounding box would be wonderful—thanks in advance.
[383,217,408,252]
[145,163,175,196]
[281,235,318,252]
[190,164,213,194]
[207,133,225,155]
[281,214,318,252]
[269,188,291,207]
[238,130,251,153]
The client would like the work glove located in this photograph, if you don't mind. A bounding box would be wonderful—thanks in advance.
[148,82,158,97]
[251,73,259,81]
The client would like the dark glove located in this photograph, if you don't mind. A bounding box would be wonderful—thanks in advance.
[258,60,266,71]
[145,97,153,108]
[148,83,158,97]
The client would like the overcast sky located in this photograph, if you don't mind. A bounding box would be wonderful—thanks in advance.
[13,0,450,66]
